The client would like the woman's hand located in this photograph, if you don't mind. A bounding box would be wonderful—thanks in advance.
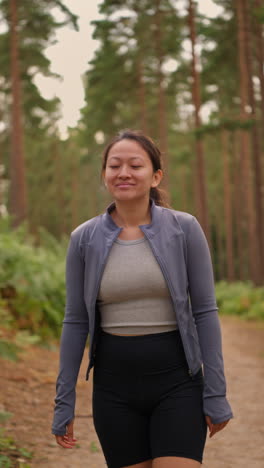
[55,419,77,448]
[205,415,230,438]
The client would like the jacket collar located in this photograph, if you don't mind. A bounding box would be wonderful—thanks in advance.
[102,198,163,238]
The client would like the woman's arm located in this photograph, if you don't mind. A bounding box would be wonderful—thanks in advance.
[51,231,89,437]
[186,216,233,426]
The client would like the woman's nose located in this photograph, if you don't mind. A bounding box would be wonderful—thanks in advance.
[118,165,130,177]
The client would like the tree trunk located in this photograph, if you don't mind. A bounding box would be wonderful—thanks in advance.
[52,139,66,236]
[70,148,79,231]
[179,167,188,212]
[244,0,264,279]
[188,0,211,246]
[221,129,235,281]
[133,3,148,136]
[214,207,225,281]
[136,56,148,134]
[9,0,27,228]
[235,0,262,284]
[233,129,247,280]
[254,0,264,142]
[154,0,169,195]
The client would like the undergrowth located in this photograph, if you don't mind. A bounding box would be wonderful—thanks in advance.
[0,413,33,468]
[0,220,68,343]
[215,281,264,321]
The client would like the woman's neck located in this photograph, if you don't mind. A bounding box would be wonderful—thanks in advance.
[111,198,151,228]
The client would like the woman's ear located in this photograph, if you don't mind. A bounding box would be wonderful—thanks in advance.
[151,169,163,188]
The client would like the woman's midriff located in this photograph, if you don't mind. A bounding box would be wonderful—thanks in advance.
[94,329,188,375]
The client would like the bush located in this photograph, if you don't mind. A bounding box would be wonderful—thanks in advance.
[0,222,68,340]
[215,281,264,321]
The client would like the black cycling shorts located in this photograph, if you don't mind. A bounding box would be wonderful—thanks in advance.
[92,328,207,468]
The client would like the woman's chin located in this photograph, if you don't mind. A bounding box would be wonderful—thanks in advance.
[113,192,143,203]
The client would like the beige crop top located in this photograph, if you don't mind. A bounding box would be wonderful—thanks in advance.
[97,236,178,334]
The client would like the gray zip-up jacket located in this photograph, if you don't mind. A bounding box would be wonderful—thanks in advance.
[52,199,233,436]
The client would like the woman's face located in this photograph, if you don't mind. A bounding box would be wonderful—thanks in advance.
[103,139,162,203]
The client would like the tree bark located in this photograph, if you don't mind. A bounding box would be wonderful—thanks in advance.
[134,4,148,135]
[221,129,235,281]
[52,139,67,236]
[188,0,211,246]
[254,0,264,141]
[235,0,261,284]
[9,0,27,227]
[136,56,148,134]
[243,0,264,279]
[179,166,188,212]
[154,0,169,195]
[214,207,225,281]
[70,142,79,232]
[233,130,247,280]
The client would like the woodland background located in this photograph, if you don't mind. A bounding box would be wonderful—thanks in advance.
[1,1,264,466]
[1,0,264,343]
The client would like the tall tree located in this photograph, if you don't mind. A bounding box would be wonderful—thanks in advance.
[235,0,262,284]
[253,0,264,136]
[187,0,210,245]
[79,0,183,202]
[198,2,248,280]
[221,128,234,280]
[9,0,27,227]
[243,0,264,278]
[153,0,169,191]
[0,0,78,229]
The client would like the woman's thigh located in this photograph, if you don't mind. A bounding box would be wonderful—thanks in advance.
[93,369,207,468]
[153,457,201,467]
[149,369,207,465]
[92,370,152,468]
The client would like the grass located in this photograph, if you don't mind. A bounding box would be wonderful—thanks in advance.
[0,429,33,468]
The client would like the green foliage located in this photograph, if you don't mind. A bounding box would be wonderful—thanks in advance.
[89,441,100,453]
[0,428,33,468]
[216,281,264,321]
[0,0,81,239]
[0,0,78,132]
[0,413,13,424]
[0,223,67,340]
[0,340,20,361]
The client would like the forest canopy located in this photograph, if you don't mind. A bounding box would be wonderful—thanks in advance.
[1,0,264,285]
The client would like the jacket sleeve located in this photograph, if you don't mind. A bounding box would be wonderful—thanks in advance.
[186,216,233,425]
[51,231,89,436]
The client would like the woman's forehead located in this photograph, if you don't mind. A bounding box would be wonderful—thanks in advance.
[108,139,148,160]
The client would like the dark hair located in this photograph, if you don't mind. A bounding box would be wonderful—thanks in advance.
[101,129,170,207]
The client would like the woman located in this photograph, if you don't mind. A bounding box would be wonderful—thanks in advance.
[52,129,233,468]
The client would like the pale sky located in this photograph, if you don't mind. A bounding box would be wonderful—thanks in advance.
[35,0,223,139]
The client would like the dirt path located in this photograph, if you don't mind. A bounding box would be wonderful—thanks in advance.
[1,316,264,468]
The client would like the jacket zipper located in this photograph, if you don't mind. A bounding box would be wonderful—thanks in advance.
[86,230,122,376]
[142,231,194,377]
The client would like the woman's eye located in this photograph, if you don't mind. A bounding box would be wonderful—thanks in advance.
[109,166,119,169]
[131,165,141,169]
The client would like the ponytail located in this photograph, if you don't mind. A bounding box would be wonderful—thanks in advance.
[150,187,170,208]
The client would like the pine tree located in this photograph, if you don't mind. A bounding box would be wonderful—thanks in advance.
[0,0,78,228]
[187,0,210,244]
[235,0,262,284]
[78,0,183,208]
[9,0,27,227]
